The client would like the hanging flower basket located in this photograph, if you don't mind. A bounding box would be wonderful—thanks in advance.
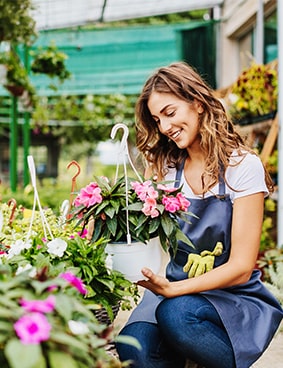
[70,123,196,282]
[228,61,278,125]
[30,43,71,82]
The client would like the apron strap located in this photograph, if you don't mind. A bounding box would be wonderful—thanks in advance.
[175,160,226,196]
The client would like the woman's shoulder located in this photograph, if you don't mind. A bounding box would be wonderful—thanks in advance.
[226,150,268,199]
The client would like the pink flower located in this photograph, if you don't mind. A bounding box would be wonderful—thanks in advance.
[157,184,176,193]
[60,272,87,295]
[20,295,56,314]
[176,192,191,211]
[131,181,158,201]
[14,312,51,344]
[162,196,181,213]
[142,197,159,218]
[74,182,102,208]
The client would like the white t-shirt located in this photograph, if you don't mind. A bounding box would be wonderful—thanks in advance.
[164,152,269,203]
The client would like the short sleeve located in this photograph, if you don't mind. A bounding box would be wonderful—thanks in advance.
[225,153,269,202]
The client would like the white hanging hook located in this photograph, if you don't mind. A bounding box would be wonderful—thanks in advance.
[110,123,129,154]
[111,123,143,183]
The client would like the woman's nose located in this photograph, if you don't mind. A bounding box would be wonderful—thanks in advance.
[159,117,171,132]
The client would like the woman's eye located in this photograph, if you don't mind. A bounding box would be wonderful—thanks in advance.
[167,111,175,117]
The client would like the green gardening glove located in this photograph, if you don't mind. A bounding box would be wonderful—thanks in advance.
[183,242,223,278]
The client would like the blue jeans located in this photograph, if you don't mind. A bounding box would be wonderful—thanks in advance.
[116,294,236,368]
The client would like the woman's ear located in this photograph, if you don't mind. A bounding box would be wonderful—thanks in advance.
[194,101,204,114]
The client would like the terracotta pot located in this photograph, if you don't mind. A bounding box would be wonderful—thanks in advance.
[5,84,25,97]
[105,237,162,282]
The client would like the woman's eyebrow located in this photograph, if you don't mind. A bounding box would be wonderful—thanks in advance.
[160,104,172,114]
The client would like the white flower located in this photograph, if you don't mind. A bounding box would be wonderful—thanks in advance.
[68,320,89,335]
[47,238,67,257]
[16,263,37,278]
[105,254,113,272]
[7,239,32,259]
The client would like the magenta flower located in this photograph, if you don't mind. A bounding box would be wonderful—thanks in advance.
[176,192,191,211]
[74,182,102,208]
[162,196,181,213]
[20,295,56,314]
[79,228,88,238]
[142,197,159,218]
[14,312,51,344]
[60,272,87,295]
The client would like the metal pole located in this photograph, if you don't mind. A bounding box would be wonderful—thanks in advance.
[10,96,18,192]
[255,0,264,64]
[23,45,30,187]
[277,0,283,248]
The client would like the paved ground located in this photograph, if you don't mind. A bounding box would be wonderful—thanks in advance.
[113,252,283,367]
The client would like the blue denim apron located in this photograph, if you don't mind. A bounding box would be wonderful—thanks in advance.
[127,163,283,367]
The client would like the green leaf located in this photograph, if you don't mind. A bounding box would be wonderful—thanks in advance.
[0,306,20,319]
[50,331,89,353]
[160,215,174,237]
[55,294,73,321]
[48,350,79,368]
[5,339,44,368]
[175,228,195,249]
[104,205,116,218]
[106,217,117,237]
[115,335,141,350]
[127,203,143,211]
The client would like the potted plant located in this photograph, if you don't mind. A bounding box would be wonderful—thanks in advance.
[228,61,278,125]
[0,49,36,107]
[0,0,37,45]
[30,43,71,83]
[69,123,195,282]
[0,201,139,323]
[0,264,137,368]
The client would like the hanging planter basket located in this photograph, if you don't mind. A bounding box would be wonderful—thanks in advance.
[4,84,25,97]
[30,44,71,82]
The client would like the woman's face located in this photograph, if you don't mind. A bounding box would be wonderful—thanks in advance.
[147,92,203,150]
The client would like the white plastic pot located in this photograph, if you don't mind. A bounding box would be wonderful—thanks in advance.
[105,237,162,282]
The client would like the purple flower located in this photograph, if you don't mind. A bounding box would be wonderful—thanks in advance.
[20,295,56,313]
[14,312,51,344]
[60,271,87,295]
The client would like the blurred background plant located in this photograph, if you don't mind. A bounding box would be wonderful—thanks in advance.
[227,61,278,124]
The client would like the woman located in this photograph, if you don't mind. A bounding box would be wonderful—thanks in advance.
[116,62,283,368]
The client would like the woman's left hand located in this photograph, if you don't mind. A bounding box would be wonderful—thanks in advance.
[137,268,174,297]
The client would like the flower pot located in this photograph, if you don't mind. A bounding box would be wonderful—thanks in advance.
[5,84,25,96]
[105,237,162,282]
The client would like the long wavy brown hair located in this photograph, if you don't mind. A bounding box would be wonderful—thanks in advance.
[135,61,273,194]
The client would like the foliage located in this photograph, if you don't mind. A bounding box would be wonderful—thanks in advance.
[71,175,196,255]
[0,203,139,321]
[0,184,70,215]
[0,49,36,106]
[86,10,208,27]
[31,94,137,145]
[0,264,135,367]
[0,0,37,45]
[258,248,283,307]
[228,62,278,122]
[31,43,71,83]
[259,198,276,252]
